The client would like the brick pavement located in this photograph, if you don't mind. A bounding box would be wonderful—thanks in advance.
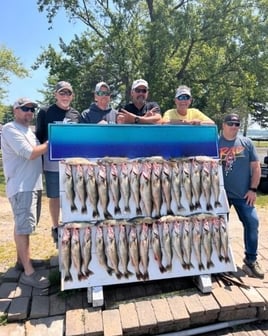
[0,208,268,336]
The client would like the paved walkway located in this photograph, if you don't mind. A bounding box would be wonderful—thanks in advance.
[0,208,268,336]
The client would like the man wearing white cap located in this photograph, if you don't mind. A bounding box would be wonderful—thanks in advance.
[80,81,117,123]
[1,98,50,288]
[117,79,161,124]
[162,85,214,125]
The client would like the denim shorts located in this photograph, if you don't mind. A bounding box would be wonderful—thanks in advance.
[44,171,60,198]
[10,191,42,235]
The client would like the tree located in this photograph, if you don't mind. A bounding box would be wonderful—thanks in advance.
[0,46,29,123]
[35,0,268,127]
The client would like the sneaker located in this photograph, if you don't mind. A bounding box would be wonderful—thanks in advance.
[15,259,45,272]
[243,259,264,279]
[51,227,58,243]
[20,271,50,289]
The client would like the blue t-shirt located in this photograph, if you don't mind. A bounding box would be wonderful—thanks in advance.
[218,135,259,199]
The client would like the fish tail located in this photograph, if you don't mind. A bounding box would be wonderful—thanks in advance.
[124,205,131,213]
[104,210,113,219]
[199,263,205,271]
[159,264,167,273]
[214,201,222,208]
[71,204,78,212]
[136,207,142,215]
[92,209,100,218]
[195,201,201,209]
[106,267,114,276]
[77,272,84,281]
[115,271,123,279]
[207,260,214,269]
[189,204,195,211]
[142,271,149,281]
[136,272,143,280]
[167,209,174,216]
[225,256,230,263]
[81,204,87,213]
[64,272,73,282]
[206,203,213,211]
[114,206,121,215]
[165,263,172,271]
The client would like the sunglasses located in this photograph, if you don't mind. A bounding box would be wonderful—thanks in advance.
[96,91,110,96]
[176,94,191,101]
[134,88,147,94]
[19,106,36,112]
[58,90,72,96]
[226,121,240,127]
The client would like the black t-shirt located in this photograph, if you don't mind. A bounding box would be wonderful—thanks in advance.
[36,104,81,143]
[124,101,161,116]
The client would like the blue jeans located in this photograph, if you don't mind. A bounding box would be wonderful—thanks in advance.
[228,198,259,263]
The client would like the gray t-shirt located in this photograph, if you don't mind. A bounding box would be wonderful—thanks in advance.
[218,134,259,199]
[1,121,43,198]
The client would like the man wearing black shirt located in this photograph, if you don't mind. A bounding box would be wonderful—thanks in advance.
[36,81,80,244]
[118,79,161,124]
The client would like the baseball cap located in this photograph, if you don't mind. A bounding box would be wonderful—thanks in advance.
[55,81,73,93]
[175,85,191,98]
[95,81,110,92]
[223,113,240,123]
[131,79,149,90]
[13,97,38,109]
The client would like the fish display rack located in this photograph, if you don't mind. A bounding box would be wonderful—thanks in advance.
[59,213,235,292]
[58,156,236,295]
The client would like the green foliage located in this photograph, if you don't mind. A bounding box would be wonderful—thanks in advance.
[0,46,28,102]
[33,0,268,123]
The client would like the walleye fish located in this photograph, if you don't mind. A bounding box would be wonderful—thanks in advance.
[191,216,205,270]
[172,218,186,269]
[97,163,112,219]
[106,225,122,279]
[129,225,142,280]
[81,227,94,277]
[151,161,162,218]
[85,164,99,218]
[219,216,230,263]
[161,161,174,216]
[118,224,133,278]
[64,164,77,212]
[202,217,214,269]
[181,218,193,270]
[211,216,224,262]
[140,161,152,217]
[171,161,184,211]
[151,222,166,273]
[130,161,142,215]
[211,160,222,208]
[71,228,84,281]
[74,165,87,214]
[119,162,131,213]
[109,163,121,216]
[95,226,113,275]
[61,227,72,282]
[191,159,202,210]
[201,161,213,211]
[162,219,173,271]
[139,222,150,280]
[181,160,195,211]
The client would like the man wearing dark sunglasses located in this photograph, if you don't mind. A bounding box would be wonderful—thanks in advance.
[80,81,117,124]
[1,98,50,288]
[117,79,161,124]
[36,81,81,245]
[219,113,264,279]
[162,85,214,125]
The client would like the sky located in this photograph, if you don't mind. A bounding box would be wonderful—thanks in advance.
[0,0,84,105]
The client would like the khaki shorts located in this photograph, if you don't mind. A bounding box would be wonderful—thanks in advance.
[9,191,42,235]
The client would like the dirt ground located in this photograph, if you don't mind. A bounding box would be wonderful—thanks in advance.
[0,195,58,274]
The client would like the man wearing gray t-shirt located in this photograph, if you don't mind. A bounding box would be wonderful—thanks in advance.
[219,113,264,279]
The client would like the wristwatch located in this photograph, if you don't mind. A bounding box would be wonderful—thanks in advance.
[134,117,140,124]
[249,187,257,192]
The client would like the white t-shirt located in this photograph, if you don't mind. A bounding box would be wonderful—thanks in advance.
[1,121,43,198]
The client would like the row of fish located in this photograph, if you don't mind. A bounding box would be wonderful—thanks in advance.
[62,156,222,219]
[60,213,230,282]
